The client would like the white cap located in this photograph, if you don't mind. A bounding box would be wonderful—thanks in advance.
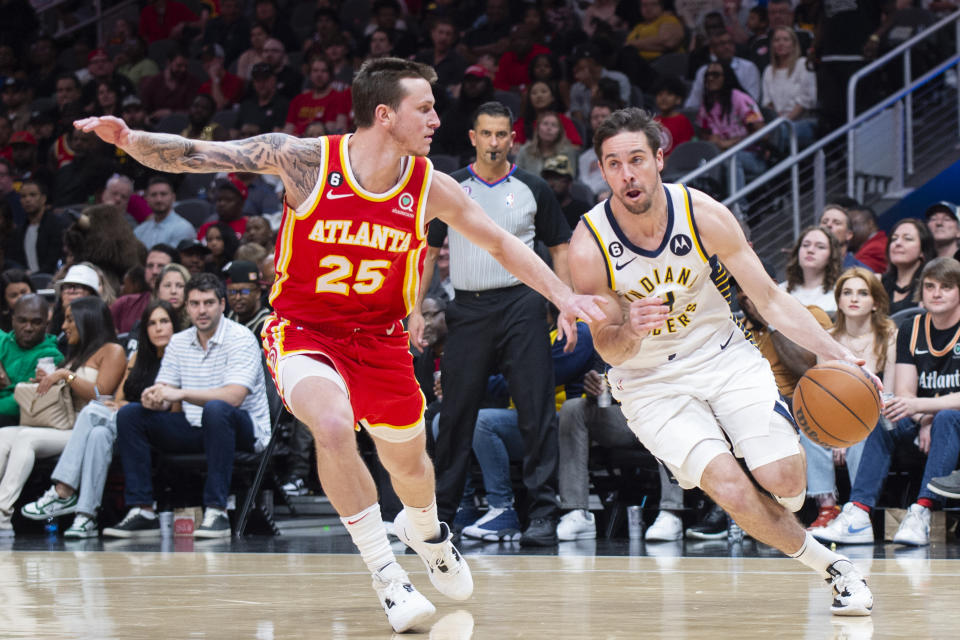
[58,264,100,294]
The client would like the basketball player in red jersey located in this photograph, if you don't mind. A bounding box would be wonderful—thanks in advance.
[75,58,605,633]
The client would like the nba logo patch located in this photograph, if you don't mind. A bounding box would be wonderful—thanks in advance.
[505,193,515,207]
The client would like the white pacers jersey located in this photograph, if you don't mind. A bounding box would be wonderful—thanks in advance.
[581,182,747,371]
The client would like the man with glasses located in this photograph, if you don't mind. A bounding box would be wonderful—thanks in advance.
[224,260,269,336]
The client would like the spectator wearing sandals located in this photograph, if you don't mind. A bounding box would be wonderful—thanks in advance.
[134,175,196,249]
[104,274,271,539]
[20,300,182,537]
[0,296,126,536]
[0,295,63,427]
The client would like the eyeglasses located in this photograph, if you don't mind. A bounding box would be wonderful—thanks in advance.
[227,287,255,296]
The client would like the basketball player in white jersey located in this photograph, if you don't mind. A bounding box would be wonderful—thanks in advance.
[568,108,874,615]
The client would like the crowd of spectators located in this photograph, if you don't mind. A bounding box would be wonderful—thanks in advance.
[1,0,960,542]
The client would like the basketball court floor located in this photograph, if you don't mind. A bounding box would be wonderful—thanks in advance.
[1,532,956,639]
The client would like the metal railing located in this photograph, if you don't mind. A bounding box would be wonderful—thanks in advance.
[677,10,960,275]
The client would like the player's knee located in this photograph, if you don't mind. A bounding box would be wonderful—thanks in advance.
[707,478,755,516]
[305,412,357,452]
[381,449,432,482]
[753,461,806,501]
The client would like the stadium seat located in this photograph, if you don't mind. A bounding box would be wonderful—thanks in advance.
[154,113,189,134]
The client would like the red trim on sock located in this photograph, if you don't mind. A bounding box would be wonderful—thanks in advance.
[852,502,871,514]
[917,498,934,510]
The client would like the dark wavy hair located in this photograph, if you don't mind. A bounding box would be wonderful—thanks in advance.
[206,222,241,269]
[0,269,35,332]
[783,226,843,294]
[64,296,117,370]
[702,60,745,120]
[881,217,936,298]
[520,80,567,140]
[123,300,181,402]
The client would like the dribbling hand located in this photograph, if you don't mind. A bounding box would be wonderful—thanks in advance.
[628,297,670,337]
[74,115,133,147]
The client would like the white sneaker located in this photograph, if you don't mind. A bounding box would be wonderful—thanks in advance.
[393,510,473,601]
[644,511,683,542]
[826,559,873,616]
[811,503,874,545]
[556,509,595,541]
[892,504,930,546]
[372,562,436,633]
[64,514,99,538]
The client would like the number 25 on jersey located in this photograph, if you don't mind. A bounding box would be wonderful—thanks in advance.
[316,255,390,295]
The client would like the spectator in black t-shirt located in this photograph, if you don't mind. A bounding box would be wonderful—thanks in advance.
[235,63,290,136]
[201,0,250,66]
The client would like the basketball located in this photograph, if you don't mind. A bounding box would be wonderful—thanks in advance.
[792,361,882,448]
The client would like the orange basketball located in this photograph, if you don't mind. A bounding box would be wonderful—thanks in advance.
[792,361,882,448]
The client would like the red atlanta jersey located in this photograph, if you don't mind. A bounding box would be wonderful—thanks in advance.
[268,134,433,331]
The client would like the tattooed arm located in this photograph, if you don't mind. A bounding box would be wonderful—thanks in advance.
[74,115,324,208]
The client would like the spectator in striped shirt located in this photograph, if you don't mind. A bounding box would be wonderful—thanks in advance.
[104,273,271,539]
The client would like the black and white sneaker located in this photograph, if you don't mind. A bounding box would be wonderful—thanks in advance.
[103,508,160,538]
[827,559,874,616]
[372,562,436,633]
[194,508,231,538]
[394,510,473,601]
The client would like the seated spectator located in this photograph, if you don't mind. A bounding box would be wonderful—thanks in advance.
[144,244,178,290]
[236,24,269,82]
[884,218,936,314]
[19,300,182,537]
[253,0,299,53]
[415,16,467,97]
[568,45,631,125]
[0,269,33,333]
[234,242,268,269]
[0,294,62,427]
[201,0,250,67]
[302,8,353,60]
[134,176,197,249]
[151,263,191,332]
[685,31,761,111]
[2,78,31,133]
[819,204,871,271]
[779,226,843,316]
[104,274,271,538]
[322,36,354,88]
[116,37,160,90]
[224,260,270,336]
[232,172,281,217]
[802,268,895,531]
[749,0,813,73]
[138,0,199,44]
[696,61,765,190]
[578,102,614,202]
[493,25,550,93]
[241,215,274,250]
[103,174,151,224]
[139,51,203,122]
[762,26,818,149]
[624,0,685,61]
[48,263,102,336]
[513,80,582,146]
[110,265,153,334]
[813,258,960,547]
[527,53,571,114]
[9,131,53,188]
[0,295,126,535]
[176,239,210,276]
[850,206,889,274]
[424,238,453,304]
[198,44,245,110]
[182,95,229,142]
[197,177,249,241]
[10,178,68,274]
[362,0,418,60]
[120,95,152,134]
[541,155,590,231]
[235,63,289,136]
[653,76,694,159]
[80,49,136,113]
[515,112,581,179]
[361,28,395,64]
[284,56,351,136]
[204,222,241,275]
[458,0,512,63]
[924,201,960,259]
[92,80,124,118]
[556,367,687,542]
[432,66,496,164]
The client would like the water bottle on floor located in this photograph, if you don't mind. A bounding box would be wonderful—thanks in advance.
[727,516,743,544]
[45,517,58,539]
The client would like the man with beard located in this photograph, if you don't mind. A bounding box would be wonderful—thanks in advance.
[139,51,203,121]
[567,107,874,616]
[0,294,62,426]
[135,175,196,248]
[181,94,228,141]
[224,260,270,336]
[197,176,248,240]
[414,17,467,97]
[418,101,572,547]
[260,39,302,101]
[283,56,351,136]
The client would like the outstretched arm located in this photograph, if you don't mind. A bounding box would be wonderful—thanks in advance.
[74,115,323,207]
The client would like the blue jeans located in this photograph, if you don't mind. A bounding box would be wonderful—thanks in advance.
[116,401,257,510]
[800,430,865,497]
[432,408,524,509]
[850,410,960,508]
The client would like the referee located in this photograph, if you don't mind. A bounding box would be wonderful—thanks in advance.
[420,101,573,546]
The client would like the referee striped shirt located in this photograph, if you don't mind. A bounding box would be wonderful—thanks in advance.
[156,315,272,451]
[428,164,571,291]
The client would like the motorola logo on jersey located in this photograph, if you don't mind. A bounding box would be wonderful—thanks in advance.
[328,171,344,187]
[608,241,624,258]
[670,234,693,256]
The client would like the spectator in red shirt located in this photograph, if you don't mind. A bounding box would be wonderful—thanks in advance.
[850,206,889,274]
[653,75,694,158]
[197,176,248,241]
[198,44,245,110]
[513,80,582,146]
[493,25,550,93]
[284,56,351,136]
[138,0,199,44]
[139,51,203,120]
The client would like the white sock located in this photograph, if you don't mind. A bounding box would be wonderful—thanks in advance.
[340,503,396,574]
[403,499,442,542]
[788,531,844,577]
